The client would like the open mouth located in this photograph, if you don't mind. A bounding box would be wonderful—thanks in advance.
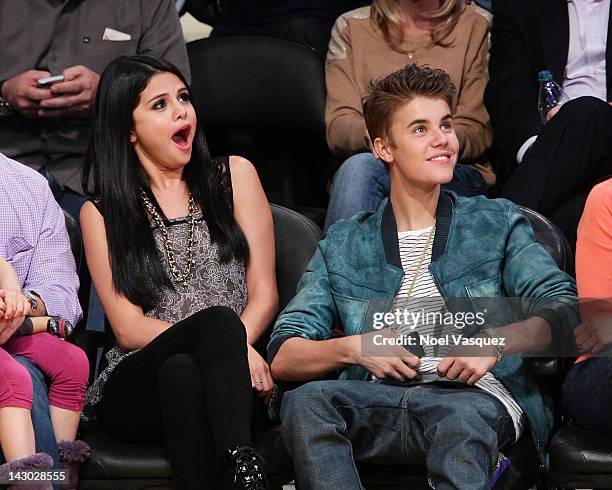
[427,153,453,163]
[171,125,192,150]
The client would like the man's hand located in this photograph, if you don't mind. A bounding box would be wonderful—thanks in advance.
[0,289,31,320]
[546,105,562,121]
[39,65,99,116]
[247,343,274,400]
[348,331,421,382]
[437,345,498,385]
[575,315,612,354]
[1,70,53,117]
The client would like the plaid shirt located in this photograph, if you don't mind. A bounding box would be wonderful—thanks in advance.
[0,153,81,325]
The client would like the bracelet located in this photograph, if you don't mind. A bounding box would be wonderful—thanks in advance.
[21,290,38,311]
[478,329,505,363]
[46,317,74,339]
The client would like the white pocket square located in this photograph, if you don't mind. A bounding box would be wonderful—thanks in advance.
[102,28,131,41]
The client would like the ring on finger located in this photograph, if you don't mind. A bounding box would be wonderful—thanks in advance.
[254,379,263,385]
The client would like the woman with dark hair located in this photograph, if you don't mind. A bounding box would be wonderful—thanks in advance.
[80,55,278,489]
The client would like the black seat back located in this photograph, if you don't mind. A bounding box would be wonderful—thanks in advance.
[63,209,83,274]
[271,204,322,312]
[188,35,325,131]
[187,36,331,207]
[519,206,573,274]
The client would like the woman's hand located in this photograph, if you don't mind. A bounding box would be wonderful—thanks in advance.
[247,343,274,400]
[0,289,31,320]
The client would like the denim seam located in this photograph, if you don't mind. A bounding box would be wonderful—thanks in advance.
[444,255,505,284]
[330,289,370,302]
[330,405,364,488]
[464,274,502,303]
[329,272,397,294]
[401,386,423,463]
[493,414,515,451]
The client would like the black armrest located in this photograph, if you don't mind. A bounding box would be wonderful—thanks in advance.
[528,357,561,377]
[70,329,105,383]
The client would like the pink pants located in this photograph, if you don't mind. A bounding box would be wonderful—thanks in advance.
[0,333,89,411]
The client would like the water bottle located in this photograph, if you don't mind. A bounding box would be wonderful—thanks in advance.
[537,70,569,124]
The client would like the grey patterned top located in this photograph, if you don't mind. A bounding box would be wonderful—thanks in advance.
[85,158,247,407]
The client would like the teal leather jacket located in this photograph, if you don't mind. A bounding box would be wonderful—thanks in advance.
[269,191,578,466]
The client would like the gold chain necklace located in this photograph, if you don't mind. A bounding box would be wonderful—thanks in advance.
[139,188,197,284]
[402,222,436,301]
[389,221,436,334]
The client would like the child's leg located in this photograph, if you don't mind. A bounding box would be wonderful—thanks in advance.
[0,347,35,461]
[3,334,89,442]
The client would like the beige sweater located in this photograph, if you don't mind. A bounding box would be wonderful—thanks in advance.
[325,3,492,160]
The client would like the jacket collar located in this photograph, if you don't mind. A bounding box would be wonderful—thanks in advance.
[380,190,454,268]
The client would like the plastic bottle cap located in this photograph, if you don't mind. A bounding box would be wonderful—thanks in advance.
[538,70,553,82]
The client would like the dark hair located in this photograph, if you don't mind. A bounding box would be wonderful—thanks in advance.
[363,64,456,145]
[85,55,249,311]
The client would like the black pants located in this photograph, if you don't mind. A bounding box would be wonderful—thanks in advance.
[501,96,612,248]
[98,306,265,489]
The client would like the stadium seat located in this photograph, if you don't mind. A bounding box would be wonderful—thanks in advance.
[187,35,332,217]
[70,205,582,489]
[75,204,322,489]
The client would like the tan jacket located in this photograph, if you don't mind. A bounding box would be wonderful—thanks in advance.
[325,3,492,161]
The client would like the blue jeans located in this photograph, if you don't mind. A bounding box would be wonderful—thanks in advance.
[563,356,612,435]
[324,153,489,233]
[280,380,514,490]
[0,357,59,470]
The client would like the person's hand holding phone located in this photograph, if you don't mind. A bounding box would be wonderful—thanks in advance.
[39,65,100,116]
[1,70,54,118]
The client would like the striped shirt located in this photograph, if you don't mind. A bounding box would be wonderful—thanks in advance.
[389,226,524,440]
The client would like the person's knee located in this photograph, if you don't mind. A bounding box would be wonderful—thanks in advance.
[280,382,334,448]
[46,344,89,410]
[190,306,246,340]
[561,96,609,121]
[208,306,245,340]
[334,153,383,185]
[280,381,339,422]
[433,397,505,448]
[0,359,33,408]
[57,343,90,389]
[173,307,247,357]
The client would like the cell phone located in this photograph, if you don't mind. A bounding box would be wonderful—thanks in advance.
[37,75,65,87]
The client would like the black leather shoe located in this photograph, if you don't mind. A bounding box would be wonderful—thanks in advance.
[225,446,270,490]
